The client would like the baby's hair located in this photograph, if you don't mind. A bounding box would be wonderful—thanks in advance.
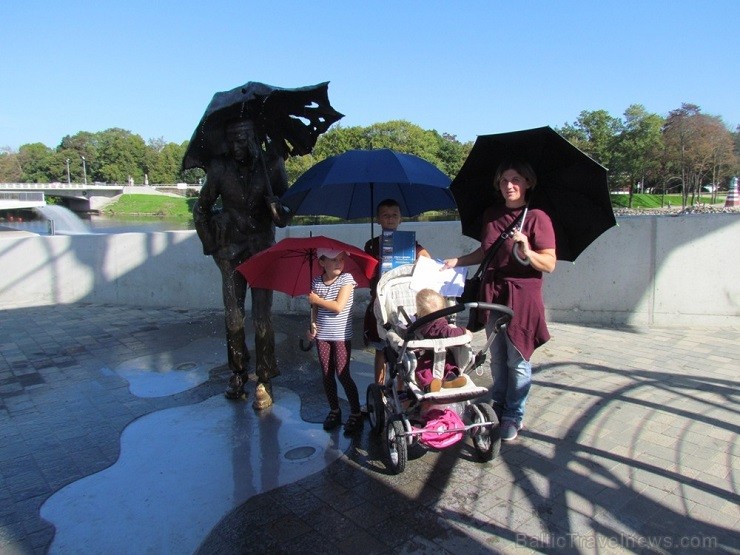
[415,288,446,317]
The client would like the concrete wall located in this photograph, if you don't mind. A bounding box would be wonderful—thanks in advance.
[1,215,738,327]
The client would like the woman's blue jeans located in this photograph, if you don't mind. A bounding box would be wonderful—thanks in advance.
[486,319,531,426]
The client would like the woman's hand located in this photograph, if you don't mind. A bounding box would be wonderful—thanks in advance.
[511,230,531,261]
[511,231,556,273]
[442,248,484,269]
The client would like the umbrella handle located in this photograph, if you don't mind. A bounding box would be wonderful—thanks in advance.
[513,204,530,266]
[300,308,317,351]
[513,244,531,266]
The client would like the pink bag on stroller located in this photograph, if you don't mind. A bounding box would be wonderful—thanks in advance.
[415,408,465,448]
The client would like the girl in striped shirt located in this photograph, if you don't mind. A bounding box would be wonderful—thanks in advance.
[307,248,363,434]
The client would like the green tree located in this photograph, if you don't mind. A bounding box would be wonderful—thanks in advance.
[146,139,187,184]
[17,143,55,183]
[94,128,147,183]
[59,131,99,183]
[312,125,367,159]
[435,133,472,178]
[48,151,77,183]
[558,110,622,171]
[611,105,664,208]
[284,153,316,185]
[703,117,736,203]
[364,120,443,167]
[55,150,79,183]
[663,104,735,207]
[0,148,22,182]
[177,140,205,184]
[59,131,96,153]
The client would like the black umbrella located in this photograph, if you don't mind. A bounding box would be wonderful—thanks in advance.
[451,126,615,262]
[182,81,343,170]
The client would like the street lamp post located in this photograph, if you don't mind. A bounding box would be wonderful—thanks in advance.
[66,158,71,184]
[81,156,88,185]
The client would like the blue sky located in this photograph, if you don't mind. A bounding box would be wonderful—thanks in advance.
[3,0,738,150]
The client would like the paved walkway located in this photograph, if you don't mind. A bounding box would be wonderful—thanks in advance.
[0,304,738,554]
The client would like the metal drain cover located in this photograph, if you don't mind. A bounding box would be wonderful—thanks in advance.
[176,362,197,371]
[284,446,316,460]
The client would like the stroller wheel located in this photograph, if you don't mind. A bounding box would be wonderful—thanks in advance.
[366,383,386,434]
[469,403,501,462]
[385,416,407,474]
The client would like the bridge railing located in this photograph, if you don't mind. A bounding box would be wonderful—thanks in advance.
[0,191,46,209]
[0,191,45,201]
[0,183,124,191]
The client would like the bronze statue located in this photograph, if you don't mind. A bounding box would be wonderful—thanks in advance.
[183,82,342,409]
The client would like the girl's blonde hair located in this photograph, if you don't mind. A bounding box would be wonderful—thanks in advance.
[415,288,446,317]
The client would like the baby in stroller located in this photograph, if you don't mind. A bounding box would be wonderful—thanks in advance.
[366,264,513,474]
[413,288,470,392]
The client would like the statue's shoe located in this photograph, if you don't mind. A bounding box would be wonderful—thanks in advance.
[224,373,247,400]
[253,382,273,410]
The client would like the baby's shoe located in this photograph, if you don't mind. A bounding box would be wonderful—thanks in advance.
[428,378,442,393]
[442,375,467,388]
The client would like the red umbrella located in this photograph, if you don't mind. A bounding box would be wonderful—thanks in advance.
[236,236,378,296]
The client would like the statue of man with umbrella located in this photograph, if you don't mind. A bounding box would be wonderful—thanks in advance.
[182,81,342,409]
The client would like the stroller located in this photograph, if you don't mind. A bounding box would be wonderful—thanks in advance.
[365,264,513,474]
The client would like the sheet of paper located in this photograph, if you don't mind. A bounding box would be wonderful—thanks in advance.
[410,256,468,297]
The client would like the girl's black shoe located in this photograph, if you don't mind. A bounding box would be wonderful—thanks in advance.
[323,410,342,431]
[343,412,364,435]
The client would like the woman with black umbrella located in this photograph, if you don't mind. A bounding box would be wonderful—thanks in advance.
[443,159,556,442]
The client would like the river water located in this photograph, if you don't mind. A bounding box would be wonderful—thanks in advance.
[1,206,460,236]
[0,206,193,235]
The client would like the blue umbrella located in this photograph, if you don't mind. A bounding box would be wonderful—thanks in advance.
[281,149,456,224]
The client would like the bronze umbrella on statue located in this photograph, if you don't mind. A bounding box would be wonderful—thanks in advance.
[451,126,615,262]
[182,81,344,170]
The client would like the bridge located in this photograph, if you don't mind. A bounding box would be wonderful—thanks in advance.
[0,191,48,210]
[0,183,124,211]
[1,183,201,212]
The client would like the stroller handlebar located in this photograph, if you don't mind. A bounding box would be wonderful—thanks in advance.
[465,302,514,320]
[404,304,466,335]
[403,302,513,336]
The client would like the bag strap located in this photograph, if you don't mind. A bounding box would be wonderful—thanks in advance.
[470,207,526,281]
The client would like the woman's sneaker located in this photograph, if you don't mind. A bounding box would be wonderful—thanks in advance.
[501,420,522,441]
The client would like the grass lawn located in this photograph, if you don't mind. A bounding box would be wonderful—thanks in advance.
[103,194,196,219]
[103,192,729,222]
[610,193,726,208]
